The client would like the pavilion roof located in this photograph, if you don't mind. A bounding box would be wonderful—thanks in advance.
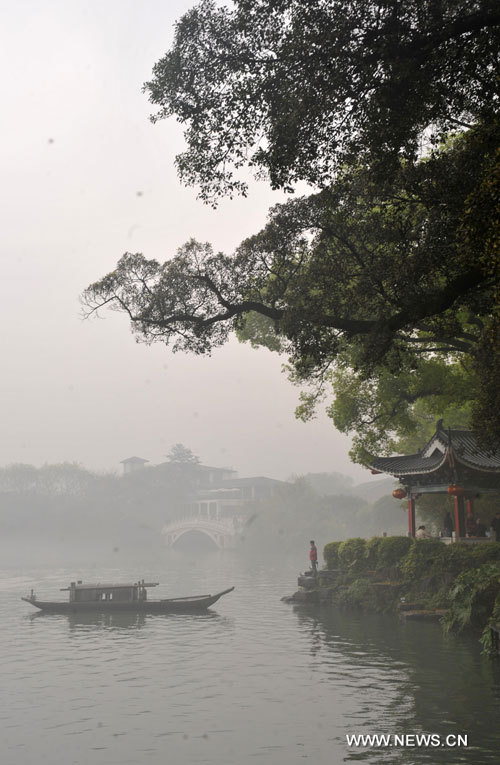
[370,420,500,477]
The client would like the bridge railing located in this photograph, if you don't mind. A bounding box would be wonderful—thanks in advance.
[161,516,236,536]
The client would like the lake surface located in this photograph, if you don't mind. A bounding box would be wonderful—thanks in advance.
[2,543,500,764]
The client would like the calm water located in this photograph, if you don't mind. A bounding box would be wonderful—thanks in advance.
[2,543,500,765]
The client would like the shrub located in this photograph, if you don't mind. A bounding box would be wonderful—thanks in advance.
[378,536,414,570]
[480,588,500,655]
[443,562,500,633]
[436,544,474,576]
[338,538,367,574]
[366,535,413,572]
[364,537,384,569]
[405,541,500,580]
[324,541,342,570]
[339,578,373,608]
[470,543,500,566]
[338,576,400,612]
[400,538,444,582]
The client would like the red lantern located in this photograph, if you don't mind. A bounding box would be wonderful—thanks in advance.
[447,484,465,496]
[392,488,407,500]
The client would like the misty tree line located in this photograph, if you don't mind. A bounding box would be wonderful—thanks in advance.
[0,462,194,545]
[0,444,206,542]
[0,461,408,552]
[7,460,493,551]
[238,479,407,556]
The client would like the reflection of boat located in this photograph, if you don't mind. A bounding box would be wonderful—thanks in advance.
[66,611,148,630]
[22,580,234,613]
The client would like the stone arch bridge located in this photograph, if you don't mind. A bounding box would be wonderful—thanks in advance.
[162,516,238,549]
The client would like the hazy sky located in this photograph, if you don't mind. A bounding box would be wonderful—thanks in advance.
[1,0,369,482]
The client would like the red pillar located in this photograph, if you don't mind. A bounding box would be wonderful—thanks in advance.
[408,497,416,538]
[454,495,466,538]
[454,496,460,538]
[466,498,474,517]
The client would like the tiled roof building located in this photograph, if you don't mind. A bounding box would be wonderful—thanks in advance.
[369,420,500,538]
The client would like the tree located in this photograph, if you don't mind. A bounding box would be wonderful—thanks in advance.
[0,463,38,493]
[167,443,201,464]
[144,0,500,202]
[36,463,94,496]
[326,358,474,463]
[83,127,499,458]
[84,0,500,461]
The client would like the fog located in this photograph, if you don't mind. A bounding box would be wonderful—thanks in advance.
[0,0,368,482]
[2,6,499,765]
[0,460,403,571]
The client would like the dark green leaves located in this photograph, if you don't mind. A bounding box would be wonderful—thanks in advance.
[145,0,500,202]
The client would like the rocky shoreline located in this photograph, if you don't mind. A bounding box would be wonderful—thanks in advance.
[282,569,449,622]
[280,535,500,657]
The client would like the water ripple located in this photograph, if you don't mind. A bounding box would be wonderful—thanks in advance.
[1,556,500,764]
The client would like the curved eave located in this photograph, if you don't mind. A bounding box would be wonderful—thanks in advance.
[454,454,500,473]
[368,450,448,477]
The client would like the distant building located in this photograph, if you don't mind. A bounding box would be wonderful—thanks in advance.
[155,461,238,487]
[163,473,289,548]
[197,465,238,486]
[220,476,285,501]
[120,456,149,475]
[194,476,287,521]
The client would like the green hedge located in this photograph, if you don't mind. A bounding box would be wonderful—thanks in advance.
[338,538,367,574]
[327,535,414,573]
[324,541,342,569]
[326,537,500,579]
[400,538,445,582]
[443,562,500,633]
[365,536,413,571]
[467,543,500,566]
[401,539,500,582]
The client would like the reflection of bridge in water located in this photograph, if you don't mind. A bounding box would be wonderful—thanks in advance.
[162,516,238,549]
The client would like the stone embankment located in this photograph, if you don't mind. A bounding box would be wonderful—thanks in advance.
[281,569,343,605]
[282,568,451,627]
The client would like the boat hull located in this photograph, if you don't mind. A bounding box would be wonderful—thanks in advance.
[22,587,234,614]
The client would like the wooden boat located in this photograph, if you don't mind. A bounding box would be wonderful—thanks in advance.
[22,580,234,614]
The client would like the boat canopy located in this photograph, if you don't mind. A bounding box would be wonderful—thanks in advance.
[60,580,159,603]
[60,581,159,590]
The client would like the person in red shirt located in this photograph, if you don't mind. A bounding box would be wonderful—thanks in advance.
[309,540,318,574]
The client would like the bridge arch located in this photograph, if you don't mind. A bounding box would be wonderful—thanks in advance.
[162,517,237,550]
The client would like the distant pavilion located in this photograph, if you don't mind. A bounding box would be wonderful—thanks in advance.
[120,456,149,475]
[369,420,500,538]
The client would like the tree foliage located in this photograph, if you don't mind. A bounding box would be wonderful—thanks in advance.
[0,462,94,495]
[84,126,499,458]
[167,443,201,464]
[322,535,500,640]
[86,130,495,363]
[144,0,500,202]
[443,562,500,632]
[84,0,500,461]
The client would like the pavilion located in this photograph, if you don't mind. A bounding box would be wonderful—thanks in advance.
[120,456,149,475]
[369,420,500,538]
